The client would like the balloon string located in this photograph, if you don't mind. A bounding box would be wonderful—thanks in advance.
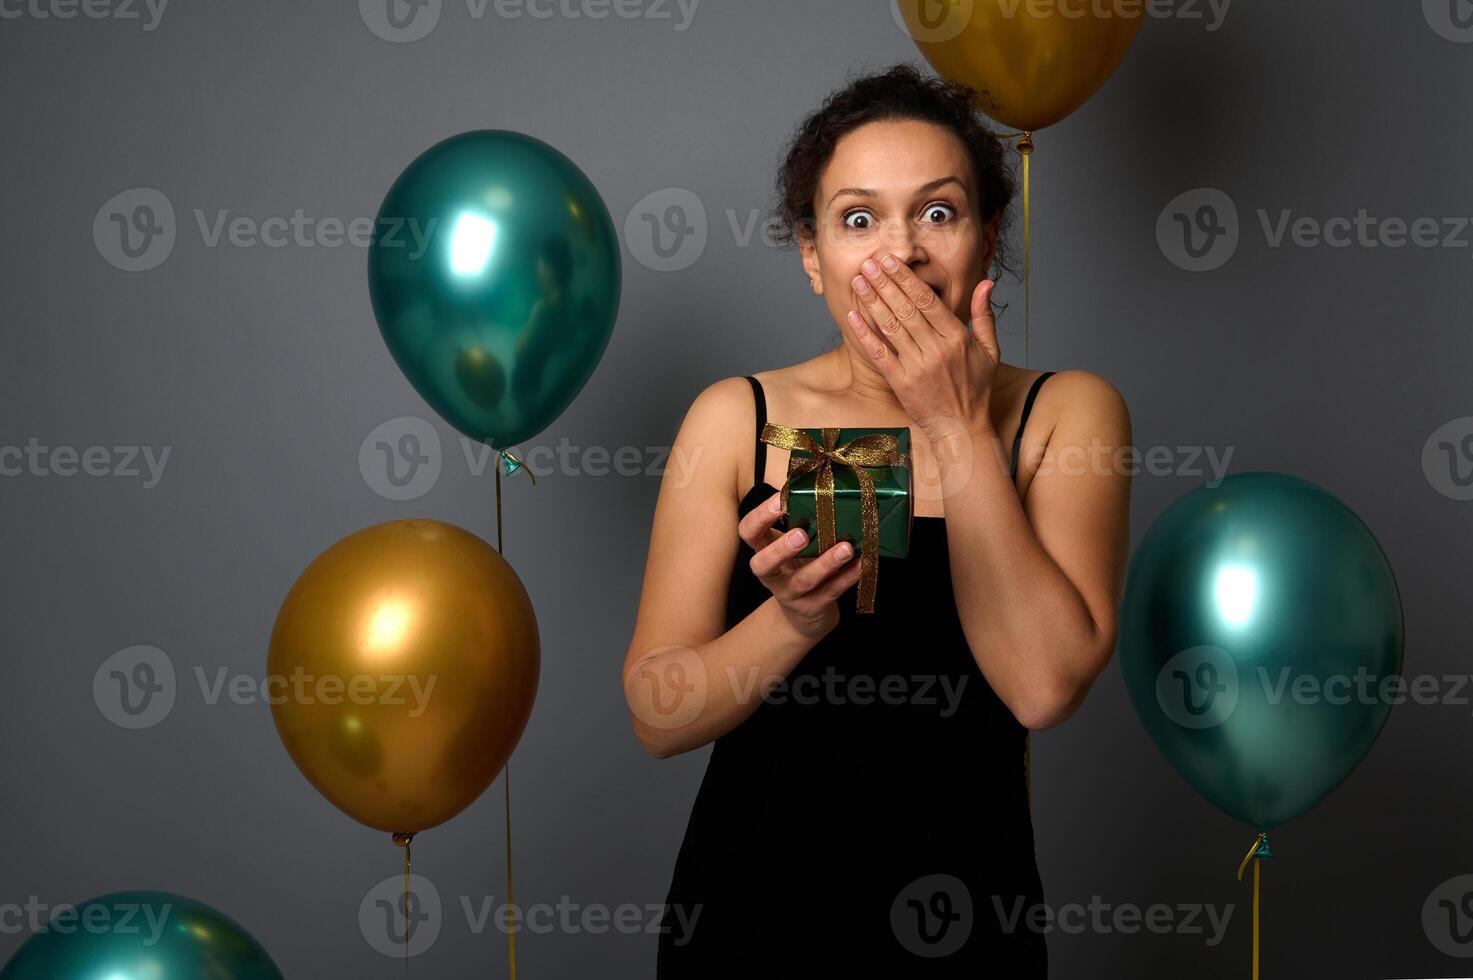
[403,837,411,974]
[1235,831,1272,980]
[492,452,518,978]
[1021,133,1032,369]
[506,761,517,980]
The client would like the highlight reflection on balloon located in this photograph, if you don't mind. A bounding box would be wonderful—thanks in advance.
[0,891,282,980]
[267,518,539,836]
[1119,472,1404,830]
[368,130,621,449]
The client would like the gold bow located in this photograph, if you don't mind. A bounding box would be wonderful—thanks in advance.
[759,424,904,614]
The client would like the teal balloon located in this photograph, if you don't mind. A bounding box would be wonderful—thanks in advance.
[1,890,282,979]
[368,130,621,448]
[1119,472,1403,831]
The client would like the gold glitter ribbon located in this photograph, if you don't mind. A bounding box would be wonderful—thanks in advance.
[759,424,905,614]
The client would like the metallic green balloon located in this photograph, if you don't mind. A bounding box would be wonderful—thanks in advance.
[0,890,283,979]
[1119,472,1403,831]
[368,130,621,449]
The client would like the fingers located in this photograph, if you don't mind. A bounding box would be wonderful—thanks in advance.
[749,523,811,580]
[737,488,790,549]
[970,278,1000,362]
[748,523,860,604]
[786,538,857,595]
[871,255,959,341]
[844,308,898,375]
[853,262,924,361]
[737,473,863,610]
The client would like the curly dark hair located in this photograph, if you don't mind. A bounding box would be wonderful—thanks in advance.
[770,61,1018,283]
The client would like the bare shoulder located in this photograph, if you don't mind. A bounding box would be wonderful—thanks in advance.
[1035,368,1130,435]
[686,374,757,420]
[675,374,762,500]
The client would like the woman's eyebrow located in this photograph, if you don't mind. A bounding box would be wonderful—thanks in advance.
[827,175,965,206]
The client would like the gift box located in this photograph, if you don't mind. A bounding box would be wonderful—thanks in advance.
[760,423,913,614]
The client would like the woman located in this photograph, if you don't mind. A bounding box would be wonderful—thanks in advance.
[623,63,1132,976]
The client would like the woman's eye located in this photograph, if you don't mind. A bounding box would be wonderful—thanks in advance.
[842,210,875,231]
[922,202,957,224]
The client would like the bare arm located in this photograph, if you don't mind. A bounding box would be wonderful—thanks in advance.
[935,370,1132,730]
[622,377,862,758]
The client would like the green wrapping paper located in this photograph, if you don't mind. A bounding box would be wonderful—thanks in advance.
[760,423,913,613]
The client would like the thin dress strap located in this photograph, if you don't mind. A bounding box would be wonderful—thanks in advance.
[744,375,767,491]
[1010,371,1056,482]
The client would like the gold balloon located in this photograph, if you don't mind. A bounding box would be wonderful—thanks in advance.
[268,519,539,835]
[897,0,1143,132]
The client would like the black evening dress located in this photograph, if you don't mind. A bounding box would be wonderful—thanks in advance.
[656,371,1056,978]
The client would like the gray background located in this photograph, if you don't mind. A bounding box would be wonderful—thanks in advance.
[2,1,1470,976]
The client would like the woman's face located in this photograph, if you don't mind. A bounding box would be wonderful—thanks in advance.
[800,118,997,334]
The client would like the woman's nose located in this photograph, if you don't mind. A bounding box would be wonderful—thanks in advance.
[875,224,925,267]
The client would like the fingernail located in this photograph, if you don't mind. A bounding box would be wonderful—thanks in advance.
[880,255,899,271]
[835,543,853,560]
[788,529,806,547]
[861,259,880,276]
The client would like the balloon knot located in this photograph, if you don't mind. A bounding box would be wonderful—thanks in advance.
[499,449,536,484]
[1236,831,1274,880]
